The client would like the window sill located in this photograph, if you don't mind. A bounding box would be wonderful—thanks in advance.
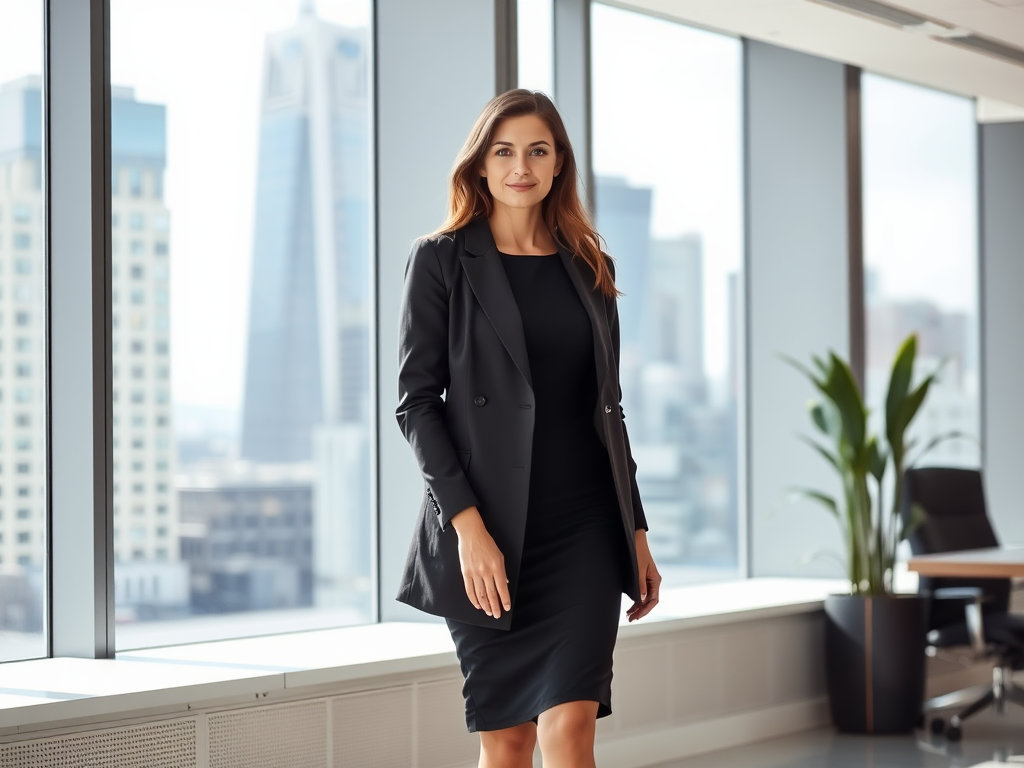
[0,577,844,734]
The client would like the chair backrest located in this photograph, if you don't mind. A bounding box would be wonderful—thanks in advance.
[902,467,1009,628]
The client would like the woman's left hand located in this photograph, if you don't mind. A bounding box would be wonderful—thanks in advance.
[627,529,661,622]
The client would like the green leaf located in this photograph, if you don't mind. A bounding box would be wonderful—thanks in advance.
[820,353,867,453]
[907,430,974,468]
[900,502,928,542]
[809,401,830,435]
[787,487,840,518]
[797,547,847,575]
[885,334,916,437]
[796,434,842,473]
[778,353,822,387]
[868,437,887,484]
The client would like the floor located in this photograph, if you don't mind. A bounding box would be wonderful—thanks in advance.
[653,706,1024,768]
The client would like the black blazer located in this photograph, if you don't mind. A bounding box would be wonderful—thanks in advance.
[395,218,647,630]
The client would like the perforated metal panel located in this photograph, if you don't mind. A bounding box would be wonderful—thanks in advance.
[208,700,326,768]
[333,686,413,767]
[0,718,196,768]
[415,678,478,768]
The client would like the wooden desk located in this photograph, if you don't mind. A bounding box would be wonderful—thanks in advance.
[907,546,1024,579]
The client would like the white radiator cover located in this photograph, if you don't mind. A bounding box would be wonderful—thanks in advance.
[0,718,197,768]
[0,613,845,768]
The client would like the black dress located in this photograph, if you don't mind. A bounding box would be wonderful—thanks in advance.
[446,252,629,732]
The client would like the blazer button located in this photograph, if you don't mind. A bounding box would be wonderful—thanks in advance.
[474,395,487,407]
[604,405,612,414]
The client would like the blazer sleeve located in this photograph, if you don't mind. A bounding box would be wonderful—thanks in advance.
[396,238,479,530]
[606,257,649,532]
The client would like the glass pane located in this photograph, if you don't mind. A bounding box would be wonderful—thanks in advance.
[591,4,743,587]
[111,0,374,649]
[863,74,979,468]
[518,0,553,96]
[0,0,47,662]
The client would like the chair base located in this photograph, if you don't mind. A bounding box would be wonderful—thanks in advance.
[924,665,1024,741]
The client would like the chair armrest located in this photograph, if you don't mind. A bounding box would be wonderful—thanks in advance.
[931,588,987,653]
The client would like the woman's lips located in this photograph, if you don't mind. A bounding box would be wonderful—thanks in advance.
[507,183,536,191]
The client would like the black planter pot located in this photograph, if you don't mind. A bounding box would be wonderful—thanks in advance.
[824,594,928,734]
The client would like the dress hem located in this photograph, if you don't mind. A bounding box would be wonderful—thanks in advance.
[466,693,612,733]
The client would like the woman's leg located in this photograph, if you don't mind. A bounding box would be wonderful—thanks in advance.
[479,721,538,768]
[536,700,599,768]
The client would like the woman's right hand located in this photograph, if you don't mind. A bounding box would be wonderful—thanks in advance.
[450,506,511,619]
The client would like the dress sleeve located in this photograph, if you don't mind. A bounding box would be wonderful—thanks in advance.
[396,238,479,530]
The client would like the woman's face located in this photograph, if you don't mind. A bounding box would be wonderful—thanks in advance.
[480,114,563,214]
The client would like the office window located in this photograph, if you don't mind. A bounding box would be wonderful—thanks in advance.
[517,0,553,96]
[129,168,142,198]
[11,204,31,224]
[112,0,374,649]
[592,4,744,586]
[862,74,979,467]
[0,0,47,662]
[129,212,145,230]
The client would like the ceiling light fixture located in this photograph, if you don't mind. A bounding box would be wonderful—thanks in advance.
[809,0,1024,68]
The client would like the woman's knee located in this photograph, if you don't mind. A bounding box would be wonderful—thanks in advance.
[537,701,598,748]
[480,722,537,761]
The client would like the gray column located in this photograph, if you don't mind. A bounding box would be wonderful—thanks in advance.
[745,41,850,578]
[375,0,497,622]
[47,0,114,657]
[552,0,591,210]
[980,121,1024,545]
[495,0,518,94]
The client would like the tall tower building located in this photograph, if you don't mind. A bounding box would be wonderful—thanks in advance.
[0,77,183,616]
[239,4,372,611]
[645,236,705,402]
[0,77,47,602]
[109,86,181,575]
[240,4,371,463]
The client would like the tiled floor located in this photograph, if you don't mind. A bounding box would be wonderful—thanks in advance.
[654,707,1024,768]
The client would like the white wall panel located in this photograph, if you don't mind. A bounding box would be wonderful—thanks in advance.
[745,40,850,578]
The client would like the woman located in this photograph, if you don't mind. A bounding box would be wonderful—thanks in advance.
[396,89,661,768]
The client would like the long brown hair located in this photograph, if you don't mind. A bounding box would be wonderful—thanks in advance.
[431,89,619,297]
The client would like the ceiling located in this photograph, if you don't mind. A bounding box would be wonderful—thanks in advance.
[609,0,1024,121]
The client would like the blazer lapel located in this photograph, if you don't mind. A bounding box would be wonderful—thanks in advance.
[558,245,612,396]
[460,220,533,389]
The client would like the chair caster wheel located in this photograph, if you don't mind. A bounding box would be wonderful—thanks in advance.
[930,717,945,735]
[946,724,962,742]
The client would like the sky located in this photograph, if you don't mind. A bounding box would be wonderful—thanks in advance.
[0,0,979,416]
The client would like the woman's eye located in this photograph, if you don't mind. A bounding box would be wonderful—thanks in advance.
[496,148,512,157]
[530,148,547,156]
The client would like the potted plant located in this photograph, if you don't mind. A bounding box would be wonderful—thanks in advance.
[786,334,941,734]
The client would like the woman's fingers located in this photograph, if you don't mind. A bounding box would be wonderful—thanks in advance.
[482,576,503,618]
[627,561,663,622]
[497,575,512,613]
[464,575,481,611]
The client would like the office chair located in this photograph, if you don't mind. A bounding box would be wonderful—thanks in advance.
[902,467,1024,741]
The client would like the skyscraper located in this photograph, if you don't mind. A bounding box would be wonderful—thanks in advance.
[0,76,47,626]
[0,76,185,619]
[239,4,372,611]
[240,3,371,464]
